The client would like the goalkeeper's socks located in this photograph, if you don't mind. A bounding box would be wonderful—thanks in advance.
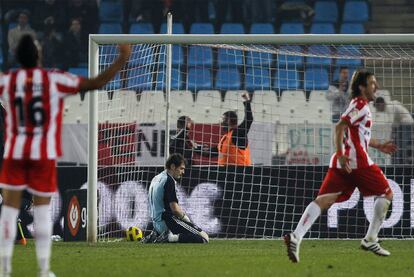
[0,205,19,274]
[293,201,321,241]
[34,204,53,273]
[364,197,390,242]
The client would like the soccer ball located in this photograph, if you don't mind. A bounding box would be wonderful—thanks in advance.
[125,226,143,241]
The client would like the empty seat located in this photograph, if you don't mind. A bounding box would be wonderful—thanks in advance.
[343,1,369,23]
[304,68,329,91]
[101,90,136,123]
[217,48,244,67]
[190,23,214,34]
[220,23,245,34]
[160,23,185,34]
[306,45,332,66]
[126,67,153,91]
[99,45,118,65]
[116,90,140,122]
[103,72,121,91]
[306,90,332,124]
[194,90,222,123]
[274,69,301,90]
[158,45,184,67]
[129,23,154,34]
[137,90,166,123]
[280,23,304,34]
[250,23,274,34]
[277,45,304,68]
[99,2,123,22]
[278,90,307,123]
[251,90,278,123]
[68,67,88,78]
[336,45,362,66]
[313,1,338,23]
[215,67,241,91]
[155,67,183,90]
[310,23,335,34]
[169,90,195,121]
[188,46,213,67]
[245,68,271,91]
[340,23,365,34]
[63,94,89,124]
[187,68,212,91]
[99,23,122,34]
[246,47,273,67]
[129,44,155,67]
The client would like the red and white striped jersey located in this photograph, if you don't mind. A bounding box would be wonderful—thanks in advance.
[0,68,82,160]
[329,96,374,169]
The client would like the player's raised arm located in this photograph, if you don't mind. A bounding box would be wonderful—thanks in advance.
[78,44,131,92]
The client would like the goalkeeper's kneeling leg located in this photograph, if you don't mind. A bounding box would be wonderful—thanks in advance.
[163,214,209,243]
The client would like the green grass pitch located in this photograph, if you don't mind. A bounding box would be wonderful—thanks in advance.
[13,240,414,277]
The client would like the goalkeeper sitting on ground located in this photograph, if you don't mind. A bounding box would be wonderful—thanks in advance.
[143,153,209,243]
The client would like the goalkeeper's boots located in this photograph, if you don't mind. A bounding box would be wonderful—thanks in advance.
[141,231,158,244]
[284,233,301,263]
[360,238,390,256]
[153,231,170,243]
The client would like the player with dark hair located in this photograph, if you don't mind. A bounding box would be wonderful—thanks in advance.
[284,69,397,263]
[146,153,209,243]
[169,116,208,166]
[0,34,131,277]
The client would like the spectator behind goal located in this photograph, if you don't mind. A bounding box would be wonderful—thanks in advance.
[0,34,131,277]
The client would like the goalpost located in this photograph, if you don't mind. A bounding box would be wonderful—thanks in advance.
[88,32,414,242]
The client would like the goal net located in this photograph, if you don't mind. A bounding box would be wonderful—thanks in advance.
[90,35,414,241]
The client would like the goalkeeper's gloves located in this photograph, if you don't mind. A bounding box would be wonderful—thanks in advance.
[180,214,191,223]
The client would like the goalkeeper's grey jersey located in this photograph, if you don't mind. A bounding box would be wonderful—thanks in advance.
[148,170,178,233]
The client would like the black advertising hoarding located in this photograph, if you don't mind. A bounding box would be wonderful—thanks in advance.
[56,165,414,239]
[63,189,87,241]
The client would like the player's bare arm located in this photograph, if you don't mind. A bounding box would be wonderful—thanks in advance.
[79,44,131,91]
[369,139,397,154]
[335,119,352,173]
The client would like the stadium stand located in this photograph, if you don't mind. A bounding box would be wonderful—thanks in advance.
[251,90,278,123]
[99,1,124,23]
[274,69,301,91]
[343,1,369,23]
[137,90,166,123]
[194,90,222,123]
[245,68,272,91]
[99,23,122,34]
[249,23,274,34]
[340,23,365,34]
[310,23,335,34]
[304,68,330,91]
[187,68,213,91]
[129,23,154,34]
[215,67,241,91]
[188,46,213,68]
[313,1,338,23]
[190,23,215,34]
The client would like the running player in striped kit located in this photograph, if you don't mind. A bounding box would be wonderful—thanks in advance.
[284,69,397,263]
[0,35,131,277]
